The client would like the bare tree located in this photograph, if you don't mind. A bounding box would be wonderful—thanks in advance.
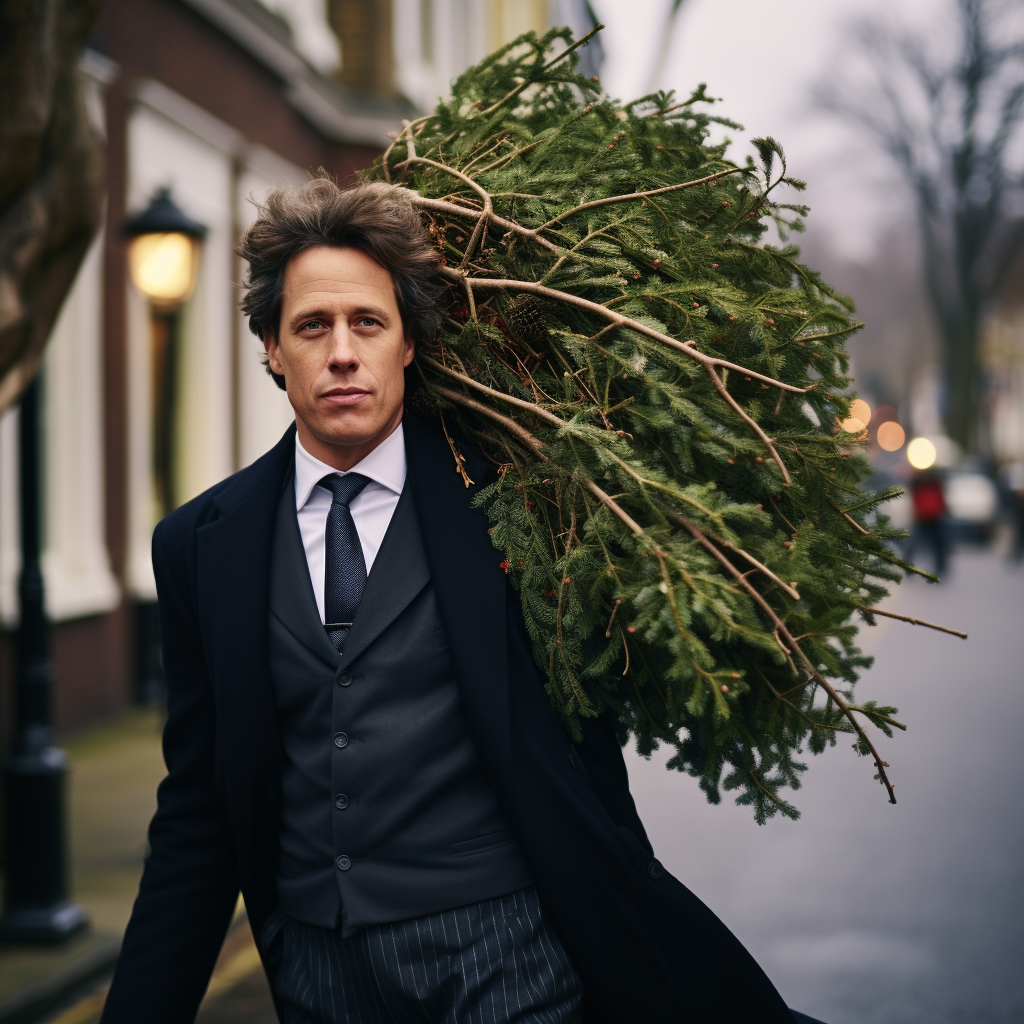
[0,0,105,414]
[819,0,1024,453]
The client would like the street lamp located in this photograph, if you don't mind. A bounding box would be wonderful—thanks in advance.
[122,190,205,707]
[123,188,206,517]
[0,382,88,942]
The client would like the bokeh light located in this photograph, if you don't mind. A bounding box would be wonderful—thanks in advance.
[876,420,906,451]
[849,398,872,425]
[127,232,199,307]
[840,417,866,434]
[907,436,937,470]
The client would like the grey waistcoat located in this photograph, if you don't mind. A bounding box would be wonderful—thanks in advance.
[268,476,532,931]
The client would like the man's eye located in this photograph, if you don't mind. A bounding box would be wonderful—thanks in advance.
[303,320,325,331]
[356,317,379,328]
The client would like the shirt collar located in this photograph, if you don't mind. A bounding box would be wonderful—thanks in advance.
[294,421,406,511]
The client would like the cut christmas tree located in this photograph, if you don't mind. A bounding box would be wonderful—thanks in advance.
[366,26,965,823]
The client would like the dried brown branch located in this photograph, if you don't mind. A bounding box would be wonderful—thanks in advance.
[424,357,568,429]
[428,383,546,453]
[443,271,804,392]
[716,541,800,600]
[672,513,898,804]
[535,167,746,231]
[843,511,871,536]
[854,604,967,639]
[404,153,799,481]
[703,361,792,486]
[428,359,802,601]
[409,193,564,255]
[476,24,604,119]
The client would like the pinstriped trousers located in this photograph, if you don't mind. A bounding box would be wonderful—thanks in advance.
[274,887,583,1024]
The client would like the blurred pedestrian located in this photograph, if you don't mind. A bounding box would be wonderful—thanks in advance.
[1001,462,1024,562]
[907,469,949,576]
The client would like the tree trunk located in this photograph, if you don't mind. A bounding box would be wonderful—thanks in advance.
[0,0,105,415]
[938,311,979,452]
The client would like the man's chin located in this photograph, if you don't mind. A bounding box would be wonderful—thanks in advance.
[311,415,395,452]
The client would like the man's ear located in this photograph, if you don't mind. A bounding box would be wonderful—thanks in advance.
[402,333,415,368]
[263,328,284,376]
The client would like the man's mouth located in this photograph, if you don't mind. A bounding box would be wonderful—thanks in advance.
[321,387,371,406]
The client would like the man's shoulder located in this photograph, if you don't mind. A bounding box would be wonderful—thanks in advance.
[403,408,498,498]
[154,425,295,551]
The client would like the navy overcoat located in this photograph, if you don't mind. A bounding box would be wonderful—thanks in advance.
[101,411,798,1023]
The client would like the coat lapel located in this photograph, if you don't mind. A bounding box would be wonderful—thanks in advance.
[195,426,295,844]
[402,411,513,785]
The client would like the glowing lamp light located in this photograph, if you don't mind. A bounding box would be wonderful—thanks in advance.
[907,436,937,470]
[128,233,200,306]
[123,188,206,311]
[876,420,906,452]
[849,398,872,425]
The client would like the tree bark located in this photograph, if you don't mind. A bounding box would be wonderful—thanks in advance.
[0,0,105,415]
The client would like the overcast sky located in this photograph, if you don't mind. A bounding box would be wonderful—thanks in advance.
[592,0,941,260]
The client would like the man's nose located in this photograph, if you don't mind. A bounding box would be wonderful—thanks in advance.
[327,325,359,370]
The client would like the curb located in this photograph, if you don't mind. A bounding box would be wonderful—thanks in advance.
[0,936,120,1024]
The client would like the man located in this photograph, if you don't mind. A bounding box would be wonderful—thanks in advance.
[102,179,817,1023]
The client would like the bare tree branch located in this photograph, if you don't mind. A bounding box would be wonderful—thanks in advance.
[817,0,1024,450]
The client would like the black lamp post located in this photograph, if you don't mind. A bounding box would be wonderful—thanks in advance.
[0,379,88,942]
[122,188,206,704]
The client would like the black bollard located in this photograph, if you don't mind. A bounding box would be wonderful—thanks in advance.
[0,378,87,942]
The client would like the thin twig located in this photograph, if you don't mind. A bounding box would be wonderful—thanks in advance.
[853,604,967,639]
[430,385,546,453]
[424,358,568,428]
[444,272,804,392]
[476,25,604,119]
[441,264,798,480]
[536,167,746,231]
[409,194,564,255]
[672,513,898,804]
[713,540,800,600]
[704,362,792,485]
[843,511,871,536]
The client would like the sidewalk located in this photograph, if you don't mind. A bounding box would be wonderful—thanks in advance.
[0,710,274,1023]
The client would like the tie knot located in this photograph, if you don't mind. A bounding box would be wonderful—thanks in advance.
[319,472,370,508]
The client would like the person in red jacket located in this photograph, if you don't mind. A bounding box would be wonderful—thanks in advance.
[907,470,949,577]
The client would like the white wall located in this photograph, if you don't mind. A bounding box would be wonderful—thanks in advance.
[393,0,490,114]
[124,84,307,597]
[41,233,120,621]
[0,235,120,627]
[125,96,237,598]
[392,0,589,115]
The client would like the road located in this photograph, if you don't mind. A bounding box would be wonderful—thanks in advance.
[626,542,1024,1024]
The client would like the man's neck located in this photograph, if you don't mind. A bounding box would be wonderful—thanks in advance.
[295,407,403,471]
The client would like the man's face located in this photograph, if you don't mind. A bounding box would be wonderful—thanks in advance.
[264,245,414,470]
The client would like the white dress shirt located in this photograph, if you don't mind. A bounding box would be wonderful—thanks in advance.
[294,423,406,622]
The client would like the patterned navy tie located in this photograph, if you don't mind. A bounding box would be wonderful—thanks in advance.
[320,472,370,652]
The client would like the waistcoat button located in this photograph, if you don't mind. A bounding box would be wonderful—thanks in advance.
[647,859,664,879]
[338,671,352,686]
[334,732,349,748]
[334,794,349,810]
[336,855,351,871]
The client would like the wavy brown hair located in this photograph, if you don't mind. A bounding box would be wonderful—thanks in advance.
[238,175,444,390]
